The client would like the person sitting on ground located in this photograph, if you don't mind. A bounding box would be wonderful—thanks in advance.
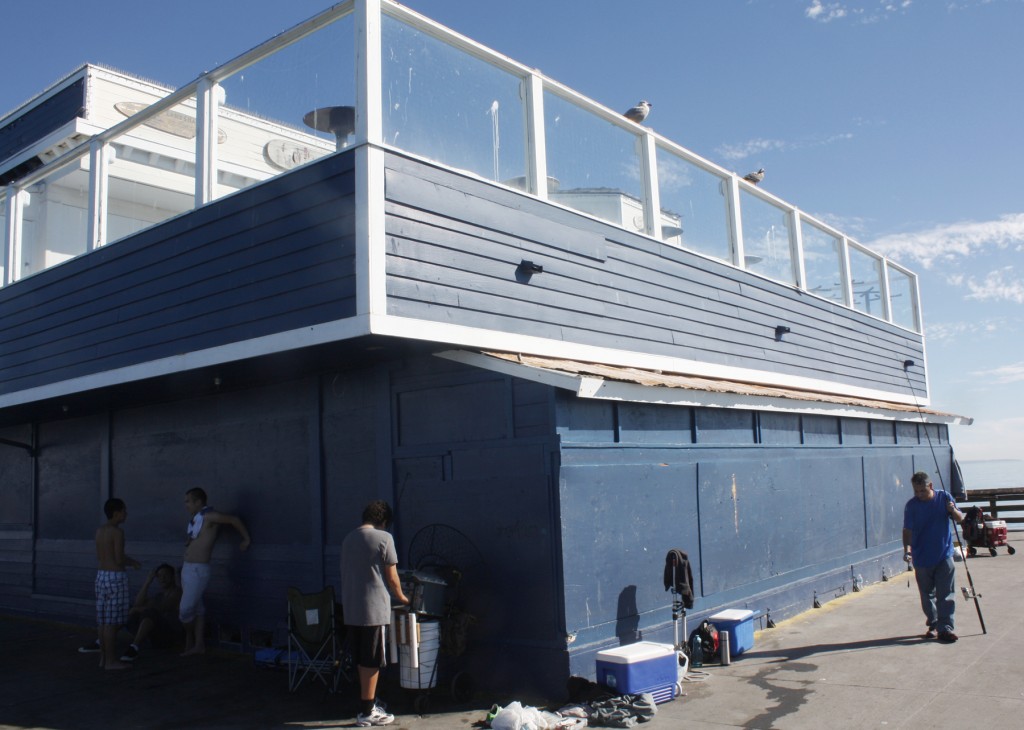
[120,564,183,661]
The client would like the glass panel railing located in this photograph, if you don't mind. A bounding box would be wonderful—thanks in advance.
[381,13,527,185]
[655,145,732,262]
[887,264,917,330]
[544,91,645,230]
[217,12,354,199]
[104,96,200,244]
[849,244,885,317]
[801,220,845,305]
[739,190,795,285]
[0,1,923,332]
[18,161,91,278]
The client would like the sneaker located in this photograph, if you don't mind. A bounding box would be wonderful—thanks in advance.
[937,631,959,643]
[120,645,139,662]
[78,640,100,654]
[356,705,395,727]
[924,628,937,639]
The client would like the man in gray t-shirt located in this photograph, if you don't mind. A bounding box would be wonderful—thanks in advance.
[340,500,409,727]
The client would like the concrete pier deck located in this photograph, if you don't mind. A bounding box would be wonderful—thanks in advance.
[2,535,1021,729]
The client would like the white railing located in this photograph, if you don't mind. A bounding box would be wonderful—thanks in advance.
[0,0,920,333]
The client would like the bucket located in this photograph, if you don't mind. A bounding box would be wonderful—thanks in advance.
[400,620,440,689]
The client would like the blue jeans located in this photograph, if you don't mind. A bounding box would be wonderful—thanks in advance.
[914,557,956,633]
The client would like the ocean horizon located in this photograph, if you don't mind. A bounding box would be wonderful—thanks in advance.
[958,459,1022,531]
[959,459,1023,490]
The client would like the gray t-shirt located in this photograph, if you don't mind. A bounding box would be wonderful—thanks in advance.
[340,525,398,626]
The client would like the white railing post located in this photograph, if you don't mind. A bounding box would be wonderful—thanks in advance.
[356,0,386,319]
[87,139,110,251]
[729,177,745,268]
[356,0,383,147]
[195,77,221,206]
[791,209,806,289]
[880,260,894,323]
[840,237,854,307]
[910,270,923,333]
[641,131,661,239]
[4,186,28,285]
[525,73,548,200]
[3,188,15,286]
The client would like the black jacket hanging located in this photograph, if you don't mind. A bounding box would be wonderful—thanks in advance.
[663,548,694,609]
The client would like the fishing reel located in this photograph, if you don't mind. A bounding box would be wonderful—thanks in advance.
[961,586,981,601]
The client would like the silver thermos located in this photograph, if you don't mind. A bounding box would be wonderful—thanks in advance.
[720,630,731,665]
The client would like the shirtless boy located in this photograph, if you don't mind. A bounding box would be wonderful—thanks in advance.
[95,498,141,670]
[180,488,251,655]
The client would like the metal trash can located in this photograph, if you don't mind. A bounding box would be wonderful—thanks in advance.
[398,568,448,617]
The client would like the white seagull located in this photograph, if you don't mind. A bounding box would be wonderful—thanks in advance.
[743,168,765,185]
[623,100,652,124]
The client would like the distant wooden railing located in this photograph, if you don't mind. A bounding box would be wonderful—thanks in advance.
[961,488,1024,527]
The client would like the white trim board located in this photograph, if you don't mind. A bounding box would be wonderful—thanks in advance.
[0,316,371,410]
[370,314,929,407]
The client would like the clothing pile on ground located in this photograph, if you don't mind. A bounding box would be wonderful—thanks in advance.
[487,677,658,729]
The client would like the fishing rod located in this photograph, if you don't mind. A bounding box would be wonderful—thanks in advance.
[901,358,987,635]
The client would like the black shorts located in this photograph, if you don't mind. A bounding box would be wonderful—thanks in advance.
[347,625,387,669]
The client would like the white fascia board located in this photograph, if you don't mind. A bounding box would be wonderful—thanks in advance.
[372,314,927,406]
[0,315,372,410]
[436,349,968,425]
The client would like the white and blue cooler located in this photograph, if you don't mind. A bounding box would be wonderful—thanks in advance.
[708,609,755,657]
[595,641,677,703]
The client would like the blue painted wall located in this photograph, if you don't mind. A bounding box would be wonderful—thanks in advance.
[553,394,951,681]
[0,352,952,698]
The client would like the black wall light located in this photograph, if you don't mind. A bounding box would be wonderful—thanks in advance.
[775,325,791,340]
[516,259,544,282]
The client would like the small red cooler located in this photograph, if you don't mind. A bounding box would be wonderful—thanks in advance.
[985,520,1008,546]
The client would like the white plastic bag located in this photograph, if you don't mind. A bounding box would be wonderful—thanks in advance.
[490,701,563,730]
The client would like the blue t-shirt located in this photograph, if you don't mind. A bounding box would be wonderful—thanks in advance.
[903,490,955,568]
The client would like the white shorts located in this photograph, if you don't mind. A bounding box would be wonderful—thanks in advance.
[179,561,211,623]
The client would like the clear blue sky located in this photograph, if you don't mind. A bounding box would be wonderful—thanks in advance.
[3,0,1022,466]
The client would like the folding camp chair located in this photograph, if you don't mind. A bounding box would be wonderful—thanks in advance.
[287,586,340,693]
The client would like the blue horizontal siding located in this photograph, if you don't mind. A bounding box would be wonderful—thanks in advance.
[383,151,926,398]
[0,77,85,163]
[0,153,358,397]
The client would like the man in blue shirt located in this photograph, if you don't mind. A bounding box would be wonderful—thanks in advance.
[903,471,964,643]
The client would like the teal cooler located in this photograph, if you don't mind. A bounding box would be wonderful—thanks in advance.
[708,609,754,657]
[595,641,676,703]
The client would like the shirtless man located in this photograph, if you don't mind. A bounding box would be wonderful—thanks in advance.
[95,498,141,670]
[180,487,251,655]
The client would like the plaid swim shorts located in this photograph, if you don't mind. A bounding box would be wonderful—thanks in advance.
[95,570,130,626]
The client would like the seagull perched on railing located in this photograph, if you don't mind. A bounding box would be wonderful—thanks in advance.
[623,100,652,123]
[743,168,765,185]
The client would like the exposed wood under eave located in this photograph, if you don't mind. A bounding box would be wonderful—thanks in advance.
[436,350,972,425]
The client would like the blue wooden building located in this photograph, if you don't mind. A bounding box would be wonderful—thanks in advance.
[0,0,967,696]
